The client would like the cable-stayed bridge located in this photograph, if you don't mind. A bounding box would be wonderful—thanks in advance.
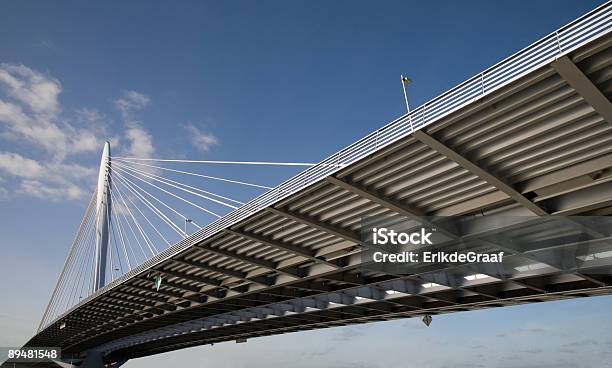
[5,3,612,367]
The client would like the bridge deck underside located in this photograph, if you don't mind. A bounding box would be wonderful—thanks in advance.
[21,31,612,365]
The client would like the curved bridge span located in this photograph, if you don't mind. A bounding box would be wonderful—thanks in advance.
[7,3,612,367]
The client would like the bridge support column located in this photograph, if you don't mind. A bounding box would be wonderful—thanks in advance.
[93,141,112,292]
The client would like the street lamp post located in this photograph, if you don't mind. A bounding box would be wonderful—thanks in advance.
[184,218,192,236]
[401,75,414,131]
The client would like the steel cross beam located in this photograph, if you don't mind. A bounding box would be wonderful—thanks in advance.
[325,175,460,238]
[126,283,202,304]
[325,176,425,218]
[412,130,549,215]
[193,243,303,279]
[225,229,339,268]
[322,176,567,296]
[135,275,207,296]
[152,268,224,288]
[551,55,612,125]
[104,294,170,313]
[114,287,174,305]
[266,207,367,247]
[170,258,273,287]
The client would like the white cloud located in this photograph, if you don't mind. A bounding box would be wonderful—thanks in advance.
[0,64,114,201]
[72,108,115,153]
[0,64,158,202]
[113,90,156,160]
[184,124,218,152]
[0,63,107,161]
[18,179,85,201]
[0,152,96,201]
[0,152,45,178]
[114,90,150,120]
[123,123,155,158]
[0,64,61,115]
[0,99,68,159]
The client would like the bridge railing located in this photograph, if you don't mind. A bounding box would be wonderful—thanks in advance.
[40,0,611,332]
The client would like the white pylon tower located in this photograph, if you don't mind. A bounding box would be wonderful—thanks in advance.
[92,141,112,292]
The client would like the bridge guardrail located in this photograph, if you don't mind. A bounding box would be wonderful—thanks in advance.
[40,0,612,332]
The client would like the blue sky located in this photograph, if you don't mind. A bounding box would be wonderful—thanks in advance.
[1,1,611,367]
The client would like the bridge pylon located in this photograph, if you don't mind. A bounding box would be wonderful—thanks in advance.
[92,141,112,292]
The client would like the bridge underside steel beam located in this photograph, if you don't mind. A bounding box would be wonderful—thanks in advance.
[14,7,612,368]
[551,55,612,125]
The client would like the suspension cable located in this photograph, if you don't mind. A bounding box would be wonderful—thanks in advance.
[113,182,158,256]
[111,205,132,271]
[112,165,221,218]
[113,159,273,189]
[111,167,202,229]
[111,192,148,263]
[113,157,317,166]
[58,204,98,319]
[111,170,189,238]
[44,193,95,328]
[110,189,151,263]
[111,185,157,257]
[111,173,173,245]
[40,192,96,329]
[113,162,239,210]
